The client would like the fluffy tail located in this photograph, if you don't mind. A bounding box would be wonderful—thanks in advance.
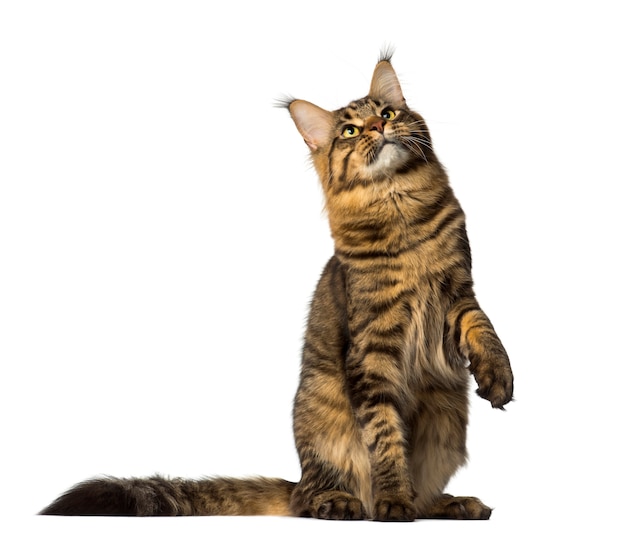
[40,476,296,516]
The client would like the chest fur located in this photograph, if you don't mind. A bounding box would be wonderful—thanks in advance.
[343,256,463,387]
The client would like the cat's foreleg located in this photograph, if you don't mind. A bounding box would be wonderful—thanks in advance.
[344,343,417,521]
[448,297,514,408]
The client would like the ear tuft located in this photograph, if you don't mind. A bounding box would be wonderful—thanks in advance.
[378,43,396,64]
[287,100,334,151]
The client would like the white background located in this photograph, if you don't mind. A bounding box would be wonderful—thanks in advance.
[1,1,625,531]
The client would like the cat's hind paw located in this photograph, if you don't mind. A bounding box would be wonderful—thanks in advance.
[419,494,492,520]
[309,491,366,520]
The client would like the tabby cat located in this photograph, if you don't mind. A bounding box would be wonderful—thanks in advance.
[40,52,513,521]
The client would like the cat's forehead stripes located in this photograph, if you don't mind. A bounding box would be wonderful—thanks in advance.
[340,98,385,122]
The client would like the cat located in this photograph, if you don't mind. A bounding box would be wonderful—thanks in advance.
[40,52,513,521]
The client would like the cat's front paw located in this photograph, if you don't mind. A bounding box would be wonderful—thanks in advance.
[471,356,514,409]
[373,497,416,522]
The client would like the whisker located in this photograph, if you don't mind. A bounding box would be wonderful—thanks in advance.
[413,136,432,151]
[401,137,428,162]
[404,120,428,131]
[414,137,433,150]
[405,132,432,149]
[405,119,427,126]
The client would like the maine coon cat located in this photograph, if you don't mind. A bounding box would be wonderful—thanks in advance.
[41,53,513,521]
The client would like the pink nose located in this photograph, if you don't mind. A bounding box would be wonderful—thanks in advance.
[368,118,386,133]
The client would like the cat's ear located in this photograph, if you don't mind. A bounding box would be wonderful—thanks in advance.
[288,100,334,151]
[369,59,406,107]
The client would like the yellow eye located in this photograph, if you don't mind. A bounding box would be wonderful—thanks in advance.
[341,125,361,138]
[381,108,397,120]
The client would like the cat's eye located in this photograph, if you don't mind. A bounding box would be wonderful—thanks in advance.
[381,108,397,120]
[341,125,361,138]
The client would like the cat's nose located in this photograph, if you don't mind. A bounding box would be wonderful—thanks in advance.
[366,117,386,133]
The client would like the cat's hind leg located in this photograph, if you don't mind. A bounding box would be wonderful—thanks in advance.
[288,417,370,520]
[289,379,372,520]
[409,385,491,520]
[291,484,366,520]
[418,494,491,519]
[289,258,371,520]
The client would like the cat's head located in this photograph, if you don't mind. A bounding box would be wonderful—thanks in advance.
[285,54,434,194]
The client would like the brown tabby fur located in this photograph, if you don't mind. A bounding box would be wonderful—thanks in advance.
[40,52,513,521]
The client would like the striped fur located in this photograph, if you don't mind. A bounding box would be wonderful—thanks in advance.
[40,53,513,521]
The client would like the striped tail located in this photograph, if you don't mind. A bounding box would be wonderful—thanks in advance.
[40,476,296,516]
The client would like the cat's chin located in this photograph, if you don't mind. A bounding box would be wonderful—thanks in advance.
[367,142,411,175]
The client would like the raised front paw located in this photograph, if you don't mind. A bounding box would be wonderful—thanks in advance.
[471,356,514,409]
[373,497,416,522]
[309,491,366,520]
